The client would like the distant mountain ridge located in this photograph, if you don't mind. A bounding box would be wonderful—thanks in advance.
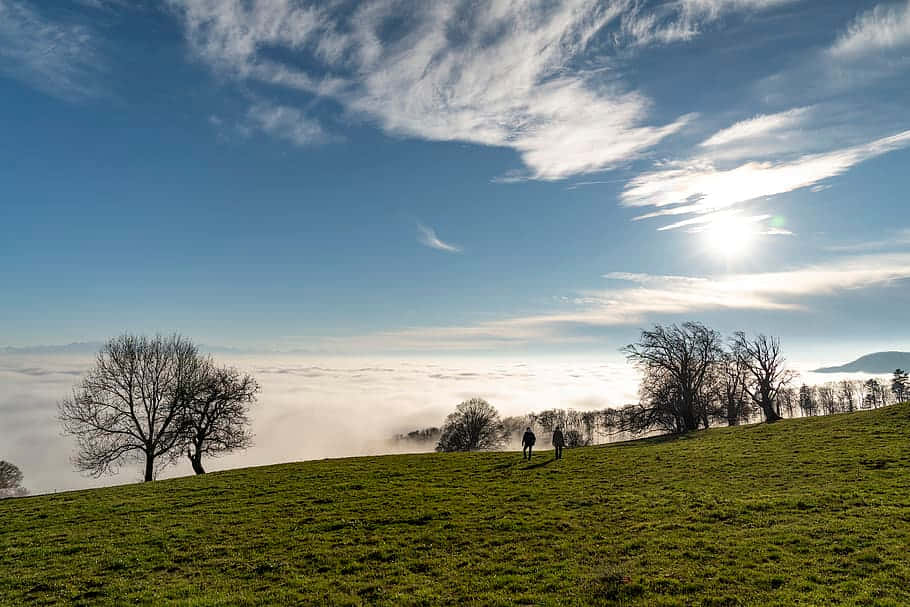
[814,351,910,374]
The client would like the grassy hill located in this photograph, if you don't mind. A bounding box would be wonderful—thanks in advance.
[4,406,910,606]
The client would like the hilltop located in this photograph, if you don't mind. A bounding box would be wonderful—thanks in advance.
[814,351,910,374]
[3,405,910,606]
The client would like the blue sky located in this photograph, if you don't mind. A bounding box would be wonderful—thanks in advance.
[3,0,910,360]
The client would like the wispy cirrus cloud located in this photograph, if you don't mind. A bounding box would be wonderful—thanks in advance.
[169,0,793,180]
[699,107,812,148]
[302,252,910,352]
[825,228,910,253]
[0,0,104,100]
[623,3,910,234]
[615,0,795,47]
[417,223,462,254]
[246,102,333,146]
[624,127,910,225]
[830,0,910,58]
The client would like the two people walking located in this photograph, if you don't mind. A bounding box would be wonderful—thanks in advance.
[521,426,566,461]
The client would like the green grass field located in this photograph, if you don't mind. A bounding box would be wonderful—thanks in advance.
[4,405,910,606]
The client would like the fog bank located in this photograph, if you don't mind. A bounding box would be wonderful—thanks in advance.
[0,354,640,494]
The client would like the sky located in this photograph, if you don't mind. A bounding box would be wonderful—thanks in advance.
[3,0,910,491]
[2,0,910,359]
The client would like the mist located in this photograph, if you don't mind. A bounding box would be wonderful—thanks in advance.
[0,353,642,494]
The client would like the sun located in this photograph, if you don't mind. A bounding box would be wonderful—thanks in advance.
[701,215,759,260]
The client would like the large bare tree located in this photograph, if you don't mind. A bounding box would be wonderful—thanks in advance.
[184,365,259,474]
[59,334,205,482]
[623,322,723,434]
[731,332,795,423]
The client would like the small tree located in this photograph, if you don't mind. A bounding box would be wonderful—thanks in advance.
[798,384,817,417]
[0,461,27,498]
[893,369,909,403]
[818,383,838,415]
[732,332,795,423]
[59,334,206,482]
[183,366,259,475]
[863,379,885,409]
[839,380,857,413]
[436,398,507,452]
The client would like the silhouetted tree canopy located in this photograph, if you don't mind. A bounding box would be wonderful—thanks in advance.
[183,365,259,475]
[59,334,259,482]
[0,461,27,498]
[732,332,795,423]
[436,398,507,452]
[395,427,442,445]
[623,322,724,434]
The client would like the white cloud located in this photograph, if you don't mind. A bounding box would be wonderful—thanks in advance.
[623,128,910,225]
[296,252,910,352]
[246,102,331,146]
[0,0,102,99]
[170,0,789,180]
[825,228,910,252]
[616,0,796,47]
[830,0,910,58]
[417,223,462,253]
[700,107,812,147]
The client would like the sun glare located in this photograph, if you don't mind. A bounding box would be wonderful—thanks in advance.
[701,215,758,259]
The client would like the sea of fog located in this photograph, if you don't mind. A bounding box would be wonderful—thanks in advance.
[0,353,890,495]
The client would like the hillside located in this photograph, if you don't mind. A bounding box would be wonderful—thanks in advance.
[3,406,910,606]
[813,351,910,374]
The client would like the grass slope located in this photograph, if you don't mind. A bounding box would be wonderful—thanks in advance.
[4,406,910,606]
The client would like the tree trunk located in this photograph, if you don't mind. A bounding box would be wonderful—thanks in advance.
[144,454,155,482]
[760,397,782,422]
[188,447,205,475]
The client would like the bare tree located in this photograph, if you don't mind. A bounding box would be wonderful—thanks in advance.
[862,379,886,409]
[716,353,751,426]
[436,398,507,452]
[623,322,723,434]
[778,387,796,418]
[183,365,259,475]
[0,461,27,499]
[59,334,205,482]
[731,332,795,423]
[838,380,857,413]
[893,369,909,403]
[818,384,838,415]
[798,384,817,417]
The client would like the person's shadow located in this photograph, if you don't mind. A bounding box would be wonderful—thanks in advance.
[523,458,556,470]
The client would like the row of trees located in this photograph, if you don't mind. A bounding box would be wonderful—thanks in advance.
[622,323,794,433]
[414,325,910,453]
[793,372,908,416]
[59,334,259,482]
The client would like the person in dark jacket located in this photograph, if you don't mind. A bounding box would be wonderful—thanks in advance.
[552,427,565,460]
[522,427,536,460]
